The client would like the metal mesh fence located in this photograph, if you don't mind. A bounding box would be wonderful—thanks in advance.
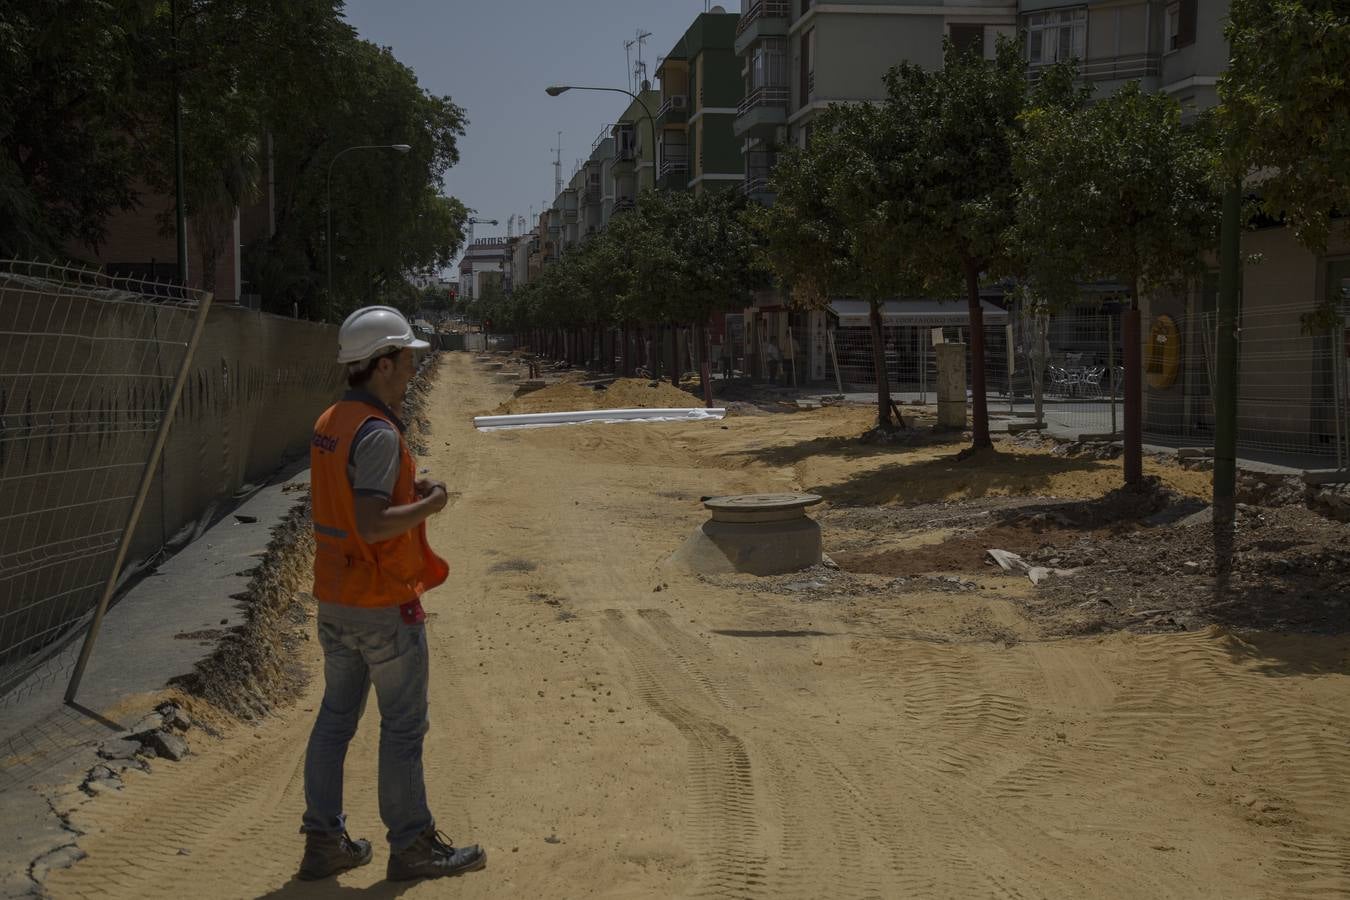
[1024,308,1126,438]
[823,300,1348,468]
[0,261,208,704]
[827,318,1014,403]
[1142,305,1348,466]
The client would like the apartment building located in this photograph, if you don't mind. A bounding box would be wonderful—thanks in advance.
[734,0,1016,203]
[1019,0,1226,112]
[732,1,1015,380]
[655,11,745,194]
[457,237,511,301]
[612,88,661,206]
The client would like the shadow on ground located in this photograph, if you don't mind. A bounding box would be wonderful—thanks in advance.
[256,876,417,899]
[724,426,957,469]
[810,448,1105,507]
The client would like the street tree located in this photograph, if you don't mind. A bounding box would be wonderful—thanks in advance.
[879,38,1052,449]
[0,0,151,256]
[1219,0,1350,254]
[1014,81,1220,484]
[762,102,917,430]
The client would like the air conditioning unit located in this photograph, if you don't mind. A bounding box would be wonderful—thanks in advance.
[670,95,688,110]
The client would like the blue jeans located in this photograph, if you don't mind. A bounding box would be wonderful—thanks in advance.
[302,605,433,850]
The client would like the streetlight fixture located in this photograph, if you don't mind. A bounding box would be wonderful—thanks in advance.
[545,84,658,192]
[326,143,413,308]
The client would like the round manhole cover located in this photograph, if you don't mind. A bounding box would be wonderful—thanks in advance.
[703,493,823,524]
[704,493,823,511]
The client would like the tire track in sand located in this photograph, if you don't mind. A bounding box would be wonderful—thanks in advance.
[602,609,768,899]
[637,608,893,899]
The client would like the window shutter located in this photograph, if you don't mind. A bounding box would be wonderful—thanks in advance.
[1178,0,1197,48]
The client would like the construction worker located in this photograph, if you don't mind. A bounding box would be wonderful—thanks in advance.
[298,306,486,883]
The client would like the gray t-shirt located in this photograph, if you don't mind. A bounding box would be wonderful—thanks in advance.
[348,418,400,500]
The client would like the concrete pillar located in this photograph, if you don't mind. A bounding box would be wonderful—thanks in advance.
[936,342,967,430]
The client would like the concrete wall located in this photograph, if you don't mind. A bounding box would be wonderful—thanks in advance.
[808,13,945,103]
[1,284,343,676]
[70,187,241,303]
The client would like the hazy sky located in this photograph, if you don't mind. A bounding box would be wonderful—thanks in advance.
[342,0,732,274]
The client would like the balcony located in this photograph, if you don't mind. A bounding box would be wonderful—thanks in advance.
[657,95,689,127]
[733,85,789,139]
[1080,52,1161,82]
[734,0,790,56]
[613,198,636,215]
[658,148,689,190]
[743,150,777,204]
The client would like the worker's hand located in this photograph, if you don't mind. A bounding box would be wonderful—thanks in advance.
[416,478,447,497]
[422,483,449,514]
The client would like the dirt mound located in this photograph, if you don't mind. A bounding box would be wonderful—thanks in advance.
[495,382,600,414]
[495,378,702,415]
[602,378,702,409]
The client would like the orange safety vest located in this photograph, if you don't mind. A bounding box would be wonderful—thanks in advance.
[310,400,449,607]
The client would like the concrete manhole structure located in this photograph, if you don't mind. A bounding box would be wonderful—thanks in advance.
[670,492,824,576]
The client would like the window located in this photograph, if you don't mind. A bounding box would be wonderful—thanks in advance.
[1024,8,1086,65]
[751,37,788,90]
[1166,0,1196,51]
[949,24,985,58]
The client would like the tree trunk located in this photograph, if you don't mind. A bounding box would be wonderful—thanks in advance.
[671,323,681,388]
[654,325,664,380]
[701,326,714,408]
[1032,308,1048,428]
[964,262,991,448]
[868,298,894,428]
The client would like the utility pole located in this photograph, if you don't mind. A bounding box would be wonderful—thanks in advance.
[171,0,187,285]
[553,132,563,199]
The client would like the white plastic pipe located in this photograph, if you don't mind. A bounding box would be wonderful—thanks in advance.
[474,407,726,431]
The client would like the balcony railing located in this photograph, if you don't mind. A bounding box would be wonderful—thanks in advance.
[736,0,790,35]
[659,151,689,180]
[1079,52,1161,81]
[737,85,789,116]
[591,124,616,153]
[744,150,777,197]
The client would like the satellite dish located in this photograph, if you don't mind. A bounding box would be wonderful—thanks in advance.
[710,5,726,13]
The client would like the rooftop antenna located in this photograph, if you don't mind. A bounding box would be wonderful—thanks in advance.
[553,131,563,199]
[624,37,636,93]
[635,29,653,91]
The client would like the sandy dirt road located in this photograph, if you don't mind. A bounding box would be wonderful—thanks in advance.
[47,354,1350,899]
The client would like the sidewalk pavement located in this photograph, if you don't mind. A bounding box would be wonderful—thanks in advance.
[0,462,311,899]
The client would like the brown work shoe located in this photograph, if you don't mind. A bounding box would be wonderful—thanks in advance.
[386,827,486,881]
[298,829,373,880]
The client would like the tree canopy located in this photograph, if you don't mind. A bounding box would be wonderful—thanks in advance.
[1218,0,1350,251]
[0,0,468,321]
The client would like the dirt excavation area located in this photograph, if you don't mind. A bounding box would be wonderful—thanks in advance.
[45,354,1350,899]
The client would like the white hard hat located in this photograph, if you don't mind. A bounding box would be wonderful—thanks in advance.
[336,306,430,365]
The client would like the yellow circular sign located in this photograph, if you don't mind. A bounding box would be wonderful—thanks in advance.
[1147,315,1181,389]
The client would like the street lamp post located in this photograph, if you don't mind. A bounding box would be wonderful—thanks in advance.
[326,143,412,309]
[545,85,658,192]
